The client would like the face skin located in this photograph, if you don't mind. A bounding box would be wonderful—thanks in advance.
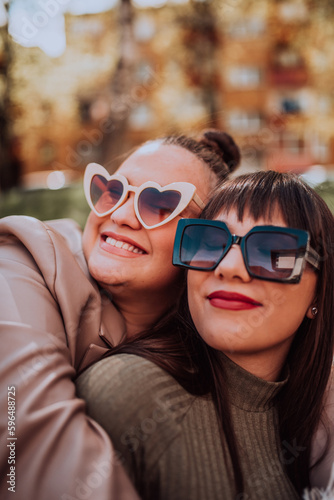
[83,141,214,336]
[187,208,318,381]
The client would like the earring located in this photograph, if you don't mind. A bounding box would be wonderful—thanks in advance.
[311,306,318,317]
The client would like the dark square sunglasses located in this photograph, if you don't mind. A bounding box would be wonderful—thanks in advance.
[173,219,320,283]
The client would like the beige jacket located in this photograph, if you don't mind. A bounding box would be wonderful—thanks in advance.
[0,216,139,500]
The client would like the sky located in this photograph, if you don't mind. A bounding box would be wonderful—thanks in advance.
[1,0,179,57]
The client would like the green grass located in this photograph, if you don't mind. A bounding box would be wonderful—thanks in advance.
[314,182,334,214]
[0,183,90,229]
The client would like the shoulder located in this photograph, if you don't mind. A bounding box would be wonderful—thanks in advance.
[0,215,87,277]
[79,352,168,382]
[323,368,334,420]
[76,354,196,482]
[0,215,59,279]
[0,215,82,253]
[76,354,195,449]
[0,215,50,247]
[310,368,334,488]
[45,218,83,256]
[77,353,193,419]
[0,216,94,311]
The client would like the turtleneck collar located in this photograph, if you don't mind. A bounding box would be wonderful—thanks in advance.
[218,352,289,412]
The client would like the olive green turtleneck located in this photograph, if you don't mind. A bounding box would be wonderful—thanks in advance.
[76,353,299,500]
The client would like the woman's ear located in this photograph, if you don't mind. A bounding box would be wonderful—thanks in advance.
[306,305,318,319]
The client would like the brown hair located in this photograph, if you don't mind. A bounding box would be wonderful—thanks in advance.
[109,129,240,184]
[103,170,334,495]
[162,129,241,183]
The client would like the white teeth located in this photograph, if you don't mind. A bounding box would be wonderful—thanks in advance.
[105,237,144,254]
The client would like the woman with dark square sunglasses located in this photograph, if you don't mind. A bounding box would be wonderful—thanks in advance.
[77,170,334,500]
[0,129,240,500]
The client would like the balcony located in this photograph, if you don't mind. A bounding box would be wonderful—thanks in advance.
[269,65,308,87]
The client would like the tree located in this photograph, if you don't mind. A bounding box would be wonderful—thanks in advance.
[100,0,137,172]
[0,0,20,191]
[177,0,221,127]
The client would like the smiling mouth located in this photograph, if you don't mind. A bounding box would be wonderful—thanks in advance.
[102,235,145,254]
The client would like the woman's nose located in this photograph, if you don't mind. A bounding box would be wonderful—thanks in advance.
[213,244,252,282]
[109,194,142,229]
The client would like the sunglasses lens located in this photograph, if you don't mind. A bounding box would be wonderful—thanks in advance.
[90,175,124,214]
[246,231,300,280]
[138,188,181,227]
[180,225,229,269]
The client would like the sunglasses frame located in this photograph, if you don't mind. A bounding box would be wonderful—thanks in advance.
[173,219,320,283]
[84,163,205,229]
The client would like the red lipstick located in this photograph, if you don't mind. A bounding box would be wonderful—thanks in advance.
[207,291,263,311]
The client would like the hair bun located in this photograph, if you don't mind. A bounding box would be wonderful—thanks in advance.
[198,129,241,173]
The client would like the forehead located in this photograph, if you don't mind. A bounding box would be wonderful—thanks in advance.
[116,143,209,187]
[216,207,288,235]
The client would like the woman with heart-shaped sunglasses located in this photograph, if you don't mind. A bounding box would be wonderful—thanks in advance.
[0,129,240,500]
[81,133,240,338]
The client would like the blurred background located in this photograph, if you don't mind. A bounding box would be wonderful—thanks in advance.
[1,0,334,227]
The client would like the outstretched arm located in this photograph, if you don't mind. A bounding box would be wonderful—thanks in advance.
[0,217,139,500]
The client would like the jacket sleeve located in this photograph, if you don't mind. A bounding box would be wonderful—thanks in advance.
[0,217,139,500]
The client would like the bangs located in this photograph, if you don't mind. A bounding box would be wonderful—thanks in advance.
[201,171,322,239]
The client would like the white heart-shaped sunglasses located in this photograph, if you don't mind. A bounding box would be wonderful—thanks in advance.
[84,163,205,229]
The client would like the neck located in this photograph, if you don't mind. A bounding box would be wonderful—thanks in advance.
[223,345,291,382]
[112,289,176,337]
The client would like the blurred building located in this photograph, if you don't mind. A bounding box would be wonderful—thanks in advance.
[2,0,334,186]
[218,0,334,173]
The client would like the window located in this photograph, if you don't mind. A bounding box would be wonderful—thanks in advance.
[277,1,309,22]
[279,132,304,154]
[281,98,301,114]
[310,135,329,162]
[129,103,154,129]
[135,62,157,86]
[226,66,262,88]
[278,90,314,114]
[273,44,303,68]
[227,110,262,134]
[318,95,332,115]
[227,18,266,38]
[134,16,156,42]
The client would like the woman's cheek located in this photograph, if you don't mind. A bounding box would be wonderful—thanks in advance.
[187,284,203,329]
[82,213,99,260]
